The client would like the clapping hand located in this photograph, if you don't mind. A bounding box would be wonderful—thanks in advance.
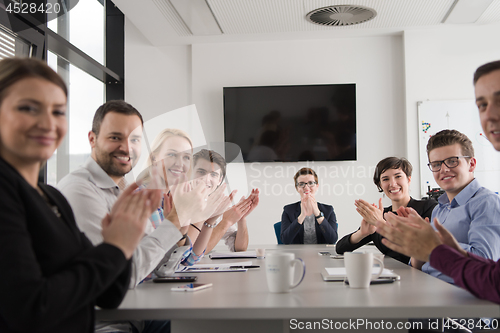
[376,208,443,262]
[103,183,162,259]
[360,218,377,236]
[163,191,173,216]
[241,188,260,219]
[300,193,314,217]
[169,174,231,226]
[210,189,237,220]
[224,194,253,225]
[355,198,383,226]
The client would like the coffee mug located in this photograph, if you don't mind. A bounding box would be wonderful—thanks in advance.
[265,252,306,293]
[344,252,384,289]
[256,248,266,259]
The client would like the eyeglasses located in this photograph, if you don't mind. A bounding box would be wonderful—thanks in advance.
[296,181,317,188]
[427,156,470,172]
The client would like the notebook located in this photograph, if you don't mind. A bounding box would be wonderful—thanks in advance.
[321,267,401,282]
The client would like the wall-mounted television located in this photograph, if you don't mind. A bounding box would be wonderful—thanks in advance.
[223,84,356,163]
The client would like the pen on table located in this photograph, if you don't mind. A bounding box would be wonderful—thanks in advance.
[229,265,260,269]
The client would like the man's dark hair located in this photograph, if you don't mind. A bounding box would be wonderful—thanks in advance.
[373,157,412,192]
[193,149,227,182]
[473,60,500,85]
[92,100,143,136]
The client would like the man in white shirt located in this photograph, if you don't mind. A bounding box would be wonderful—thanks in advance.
[58,101,186,288]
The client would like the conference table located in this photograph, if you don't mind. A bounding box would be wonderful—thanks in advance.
[97,244,500,333]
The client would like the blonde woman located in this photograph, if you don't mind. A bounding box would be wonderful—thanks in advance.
[141,128,193,194]
[142,129,230,265]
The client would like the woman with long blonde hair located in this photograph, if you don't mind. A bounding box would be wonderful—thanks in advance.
[140,128,193,191]
[140,128,229,267]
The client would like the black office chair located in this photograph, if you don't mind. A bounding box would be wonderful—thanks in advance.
[274,222,283,244]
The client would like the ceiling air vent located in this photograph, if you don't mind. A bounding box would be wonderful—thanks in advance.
[306,5,377,26]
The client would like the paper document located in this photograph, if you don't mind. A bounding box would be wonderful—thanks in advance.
[321,267,400,281]
[209,251,257,259]
[325,267,396,276]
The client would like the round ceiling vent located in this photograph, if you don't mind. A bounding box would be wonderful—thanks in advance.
[306,5,377,26]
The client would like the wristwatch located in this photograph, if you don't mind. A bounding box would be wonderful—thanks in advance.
[315,211,324,219]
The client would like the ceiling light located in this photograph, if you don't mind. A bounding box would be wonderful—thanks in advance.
[442,0,494,24]
[170,0,222,35]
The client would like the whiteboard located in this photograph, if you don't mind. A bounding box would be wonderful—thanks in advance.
[418,100,500,197]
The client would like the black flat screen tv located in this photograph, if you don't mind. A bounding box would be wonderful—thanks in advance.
[223,84,356,162]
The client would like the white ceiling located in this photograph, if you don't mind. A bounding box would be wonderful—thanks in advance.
[113,0,500,46]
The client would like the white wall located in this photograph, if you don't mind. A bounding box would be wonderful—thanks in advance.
[125,19,500,246]
[403,22,500,198]
[124,19,192,122]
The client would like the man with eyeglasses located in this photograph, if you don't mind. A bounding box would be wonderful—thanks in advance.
[375,60,500,304]
[187,149,260,253]
[401,129,500,283]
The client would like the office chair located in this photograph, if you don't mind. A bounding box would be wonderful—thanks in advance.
[274,222,283,244]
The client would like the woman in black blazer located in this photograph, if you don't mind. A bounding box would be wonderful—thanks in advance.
[336,157,437,263]
[0,58,160,333]
[281,167,338,244]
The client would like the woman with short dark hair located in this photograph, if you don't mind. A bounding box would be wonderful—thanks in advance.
[336,157,437,263]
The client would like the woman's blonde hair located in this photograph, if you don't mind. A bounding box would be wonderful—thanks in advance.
[138,128,194,185]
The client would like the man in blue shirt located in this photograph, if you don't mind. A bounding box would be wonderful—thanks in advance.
[412,129,500,283]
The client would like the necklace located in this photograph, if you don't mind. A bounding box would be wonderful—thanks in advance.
[37,187,62,218]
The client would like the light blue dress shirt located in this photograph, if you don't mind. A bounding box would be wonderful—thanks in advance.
[422,178,500,283]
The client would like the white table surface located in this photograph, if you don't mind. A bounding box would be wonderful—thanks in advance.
[96,244,500,332]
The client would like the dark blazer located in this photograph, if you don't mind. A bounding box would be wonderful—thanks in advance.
[0,157,131,333]
[335,197,437,263]
[281,201,338,244]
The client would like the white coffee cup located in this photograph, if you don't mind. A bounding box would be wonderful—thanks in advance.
[344,252,384,289]
[265,252,306,293]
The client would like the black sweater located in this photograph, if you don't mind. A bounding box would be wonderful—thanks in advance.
[0,157,131,333]
[335,197,437,263]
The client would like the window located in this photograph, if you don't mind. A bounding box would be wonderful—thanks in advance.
[0,25,31,59]
[47,0,104,65]
[46,52,105,185]
[0,0,124,185]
